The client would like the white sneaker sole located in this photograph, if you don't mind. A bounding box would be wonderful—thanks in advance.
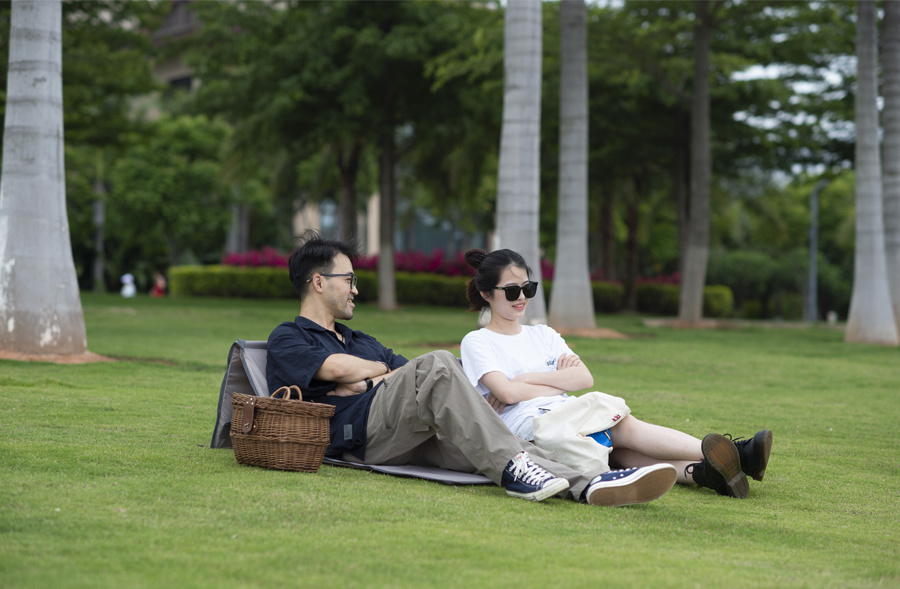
[506,477,570,502]
[587,464,677,507]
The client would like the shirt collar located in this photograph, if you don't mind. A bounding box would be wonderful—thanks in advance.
[295,316,353,342]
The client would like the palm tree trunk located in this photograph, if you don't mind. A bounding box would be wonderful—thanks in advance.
[549,0,595,330]
[496,0,545,324]
[678,0,712,325]
[0,0,87,355]
[883,0,900,333]
[845,0,898,345]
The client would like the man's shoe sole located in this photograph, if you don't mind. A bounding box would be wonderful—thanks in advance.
[587,464,677,507]
[506,477,570,502]
[703,433,749,499]
[747,429,773,482]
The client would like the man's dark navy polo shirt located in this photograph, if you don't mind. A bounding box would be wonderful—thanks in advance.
[266,316,408,460]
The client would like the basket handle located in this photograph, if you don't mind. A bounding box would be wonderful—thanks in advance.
[271,385,304,401]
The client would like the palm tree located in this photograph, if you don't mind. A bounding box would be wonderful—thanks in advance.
[549,0,595,331]
[0,0,87,355]
[678,0,715,325]
[495,0,546,324]
[845,0,899,345]
[883,0,900,333]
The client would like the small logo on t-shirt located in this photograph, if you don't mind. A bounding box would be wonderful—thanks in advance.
[546,357,556,367]
[612,414,621,422]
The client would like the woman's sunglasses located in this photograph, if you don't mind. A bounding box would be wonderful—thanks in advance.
[493,281,539,302]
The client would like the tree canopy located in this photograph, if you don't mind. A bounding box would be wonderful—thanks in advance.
[0,0,879,321]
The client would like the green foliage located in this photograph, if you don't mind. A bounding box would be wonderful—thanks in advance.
[170,265,295,299]
[168,266,733,318]
[108,114,234,274]
[188,0,477,241]
[170,266,471,307]
[633,283,733,318]
[703,285,735,319]
[592,282,625,313]
[393,272,470,308]
[0,0,863,324]
[0,0,167,148]
[635,284,682,316]
[706,246,842,319]
[0,1,169,291]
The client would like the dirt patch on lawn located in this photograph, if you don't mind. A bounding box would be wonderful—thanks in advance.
[0,349,116,364]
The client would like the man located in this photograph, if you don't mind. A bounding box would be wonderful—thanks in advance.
[266,231,678,506]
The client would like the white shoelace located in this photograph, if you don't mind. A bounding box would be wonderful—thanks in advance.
[509,452,552,484]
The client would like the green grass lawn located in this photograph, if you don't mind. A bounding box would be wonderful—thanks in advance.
[1,293,898,588]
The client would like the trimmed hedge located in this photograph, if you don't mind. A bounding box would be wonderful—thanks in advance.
[169,265,295,299]
[634,283,733,318]
[169,265,733,317]
[703,285,734,319]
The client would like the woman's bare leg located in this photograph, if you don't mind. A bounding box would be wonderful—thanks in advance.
[609,448,697,484]
[608,416,704,462]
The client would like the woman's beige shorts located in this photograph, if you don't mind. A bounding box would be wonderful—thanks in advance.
[532,391,631,474]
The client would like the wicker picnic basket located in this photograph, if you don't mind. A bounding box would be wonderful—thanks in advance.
[230,385,335,472]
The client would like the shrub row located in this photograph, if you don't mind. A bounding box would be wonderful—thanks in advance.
[169,266,733,317]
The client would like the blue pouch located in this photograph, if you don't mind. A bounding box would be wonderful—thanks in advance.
[587,429,612,447]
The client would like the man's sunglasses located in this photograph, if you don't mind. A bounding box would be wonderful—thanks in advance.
[307,272,358,289]
[494,281,539,302]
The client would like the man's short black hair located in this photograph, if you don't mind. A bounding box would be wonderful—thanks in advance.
[288,230,361,301]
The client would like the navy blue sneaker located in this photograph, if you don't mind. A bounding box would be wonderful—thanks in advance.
[584,464,677,507]
[502,451,570,501]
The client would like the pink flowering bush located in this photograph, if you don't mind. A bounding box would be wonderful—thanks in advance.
[355,250,474,277]
[221,246,288,268]
[637,272,680,285]
[225,248,476,276]
[220,247,679,286]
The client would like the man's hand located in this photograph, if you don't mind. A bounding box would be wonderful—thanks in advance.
[327,381,367,397]
[485,392,508,414]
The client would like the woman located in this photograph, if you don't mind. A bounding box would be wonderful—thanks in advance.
[459,248,773,499]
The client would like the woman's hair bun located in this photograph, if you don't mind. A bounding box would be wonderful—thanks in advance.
[464,248,487,270]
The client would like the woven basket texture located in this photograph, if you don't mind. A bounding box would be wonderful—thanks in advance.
[230,392,335,472]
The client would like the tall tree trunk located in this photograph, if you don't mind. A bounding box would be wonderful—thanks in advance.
[623,177,640,312]
[675,109,690,281]
[846,0,899,344]
[496,0,545,324]
[226,186,248,255]
[92,150,106,293]
[336,139,361,241]
[377,127,397,311]
[599,182,615,281]
[549,0,595,330]
[678,0,712,324]
[0,0,87,355]
[883,0,900,333]
[92,197,106,292]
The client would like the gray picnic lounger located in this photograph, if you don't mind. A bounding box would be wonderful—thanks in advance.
[211,339,492,486]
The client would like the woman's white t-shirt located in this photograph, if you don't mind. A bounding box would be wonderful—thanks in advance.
[460,324,574,438]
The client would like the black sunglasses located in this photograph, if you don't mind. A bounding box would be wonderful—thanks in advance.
[494,282,539,302]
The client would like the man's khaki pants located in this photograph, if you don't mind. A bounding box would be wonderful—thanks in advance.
[345,350,600,501]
